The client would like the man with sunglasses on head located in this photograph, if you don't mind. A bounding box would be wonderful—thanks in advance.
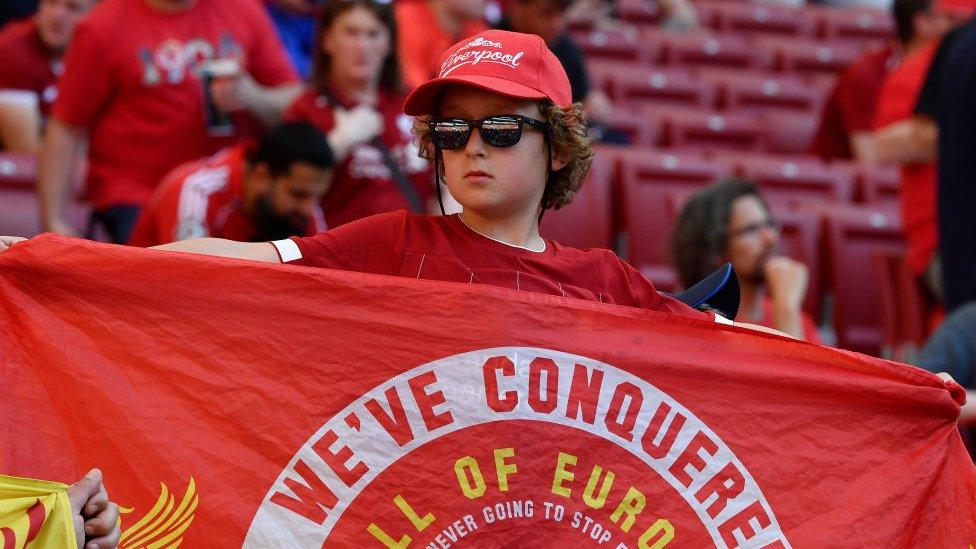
[672,180,822,343]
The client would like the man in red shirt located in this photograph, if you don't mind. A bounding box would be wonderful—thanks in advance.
[128,122,333,247]
[0,0,95,152]
[872,0,972,302]
[671,180,822,343]
[38,0,303,244]
[395,0,489,89]
[810,0,951,162]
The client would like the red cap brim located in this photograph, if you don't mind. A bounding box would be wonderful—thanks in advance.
[403,74,549,116]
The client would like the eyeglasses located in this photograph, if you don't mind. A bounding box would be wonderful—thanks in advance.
[730,219,779,239]
[430,115,548,150]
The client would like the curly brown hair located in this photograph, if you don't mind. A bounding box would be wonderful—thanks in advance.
[413,100,594,211]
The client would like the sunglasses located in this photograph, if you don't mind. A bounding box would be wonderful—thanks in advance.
[430,115,549,150]
[730,218,779,239]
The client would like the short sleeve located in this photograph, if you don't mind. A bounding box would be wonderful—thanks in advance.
[244,0,300,86]
[50,20,115,128]
[285,210,409,274]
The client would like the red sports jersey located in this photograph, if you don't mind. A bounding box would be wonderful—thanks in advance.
[284,88,433,227]
[52,0,298,210]
[273,210,711,319]
[0,17,59,116]
[810,45,898,161]
[127,146,325,247]
[873,43,939,276]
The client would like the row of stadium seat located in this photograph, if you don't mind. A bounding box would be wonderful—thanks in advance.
[541,146,906,357]
[612,0,893,42]
[573,27,872,75]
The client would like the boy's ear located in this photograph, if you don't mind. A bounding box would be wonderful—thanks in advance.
[550,145,570,171]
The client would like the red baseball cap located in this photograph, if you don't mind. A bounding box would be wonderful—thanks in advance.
[403,30,573,116]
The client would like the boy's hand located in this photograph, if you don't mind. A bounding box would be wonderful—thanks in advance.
[0,236,27,252]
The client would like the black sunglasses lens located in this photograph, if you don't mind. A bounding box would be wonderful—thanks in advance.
[433,120,471,150]
[481,117,522,147]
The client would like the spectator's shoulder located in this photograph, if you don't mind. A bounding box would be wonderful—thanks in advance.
[0,17,33,51]
[77,0,132,30]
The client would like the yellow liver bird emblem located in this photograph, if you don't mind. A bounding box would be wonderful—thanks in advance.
[118,478,198,549]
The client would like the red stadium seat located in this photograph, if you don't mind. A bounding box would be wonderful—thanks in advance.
[705,2,816,37]
[616,0,665,25]
[656,30,757,69]
[731,156,856,207]
[824,207,905,356]
[814,7,895,42]
[612,67,717,109]
[643,106,764,152]
[756,37,864,75]
[618,149,731,291]
[598,108,661,146]
[570,27,656,63]
[762,110,821,155]
[722,74,824,112]
[540,154,614,250]
[0,152,89,238]
[873,250,926,362]
[858,164,901,207]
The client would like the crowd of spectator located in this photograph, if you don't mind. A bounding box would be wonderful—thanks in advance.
[1,0,975,421]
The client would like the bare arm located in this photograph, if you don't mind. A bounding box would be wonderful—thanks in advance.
[152,238,282,263]
[0,92,41,152]
[849,132,878,165]
[37,117,85,235]
[211,75,303,129]
[873,117,937,165]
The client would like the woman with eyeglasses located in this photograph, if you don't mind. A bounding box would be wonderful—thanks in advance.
[282,0,434,228]
[2,30,736,324]
[671,180,822,342]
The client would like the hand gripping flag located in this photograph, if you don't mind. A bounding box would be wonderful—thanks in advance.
[1,235,974,548]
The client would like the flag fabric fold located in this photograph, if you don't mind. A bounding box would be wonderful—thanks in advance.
[1,234,973,548]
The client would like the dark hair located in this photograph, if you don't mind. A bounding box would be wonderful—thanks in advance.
[670,179,768,289]
[247,122,335,177]
[311,0,402,94]
[893,0,934,45]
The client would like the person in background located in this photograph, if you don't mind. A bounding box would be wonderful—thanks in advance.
[0,0,38,28]
[395,0,488,89]
[128,122,333,247]
[37,0,302,245]
[671,180,822,343]
[499,0,612,125]
[914,14,976,313]
[871,0,970,310]
[810,0,952,162]
[916,302,976,425]
[0,0,96,152]
[264,0,317,78]
[284,0,434,228]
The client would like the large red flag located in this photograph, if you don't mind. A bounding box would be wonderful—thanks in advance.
[1,235,973,548]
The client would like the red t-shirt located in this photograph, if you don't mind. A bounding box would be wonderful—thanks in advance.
[810,45,898,160]
[52,0,298,210]
[873,43,939,276]
[284,88,433,227]
[737,297,822,344]
[275,210,711,319]
[127,145,325,247]
[394,0,489,89]
[0,17,59,116]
